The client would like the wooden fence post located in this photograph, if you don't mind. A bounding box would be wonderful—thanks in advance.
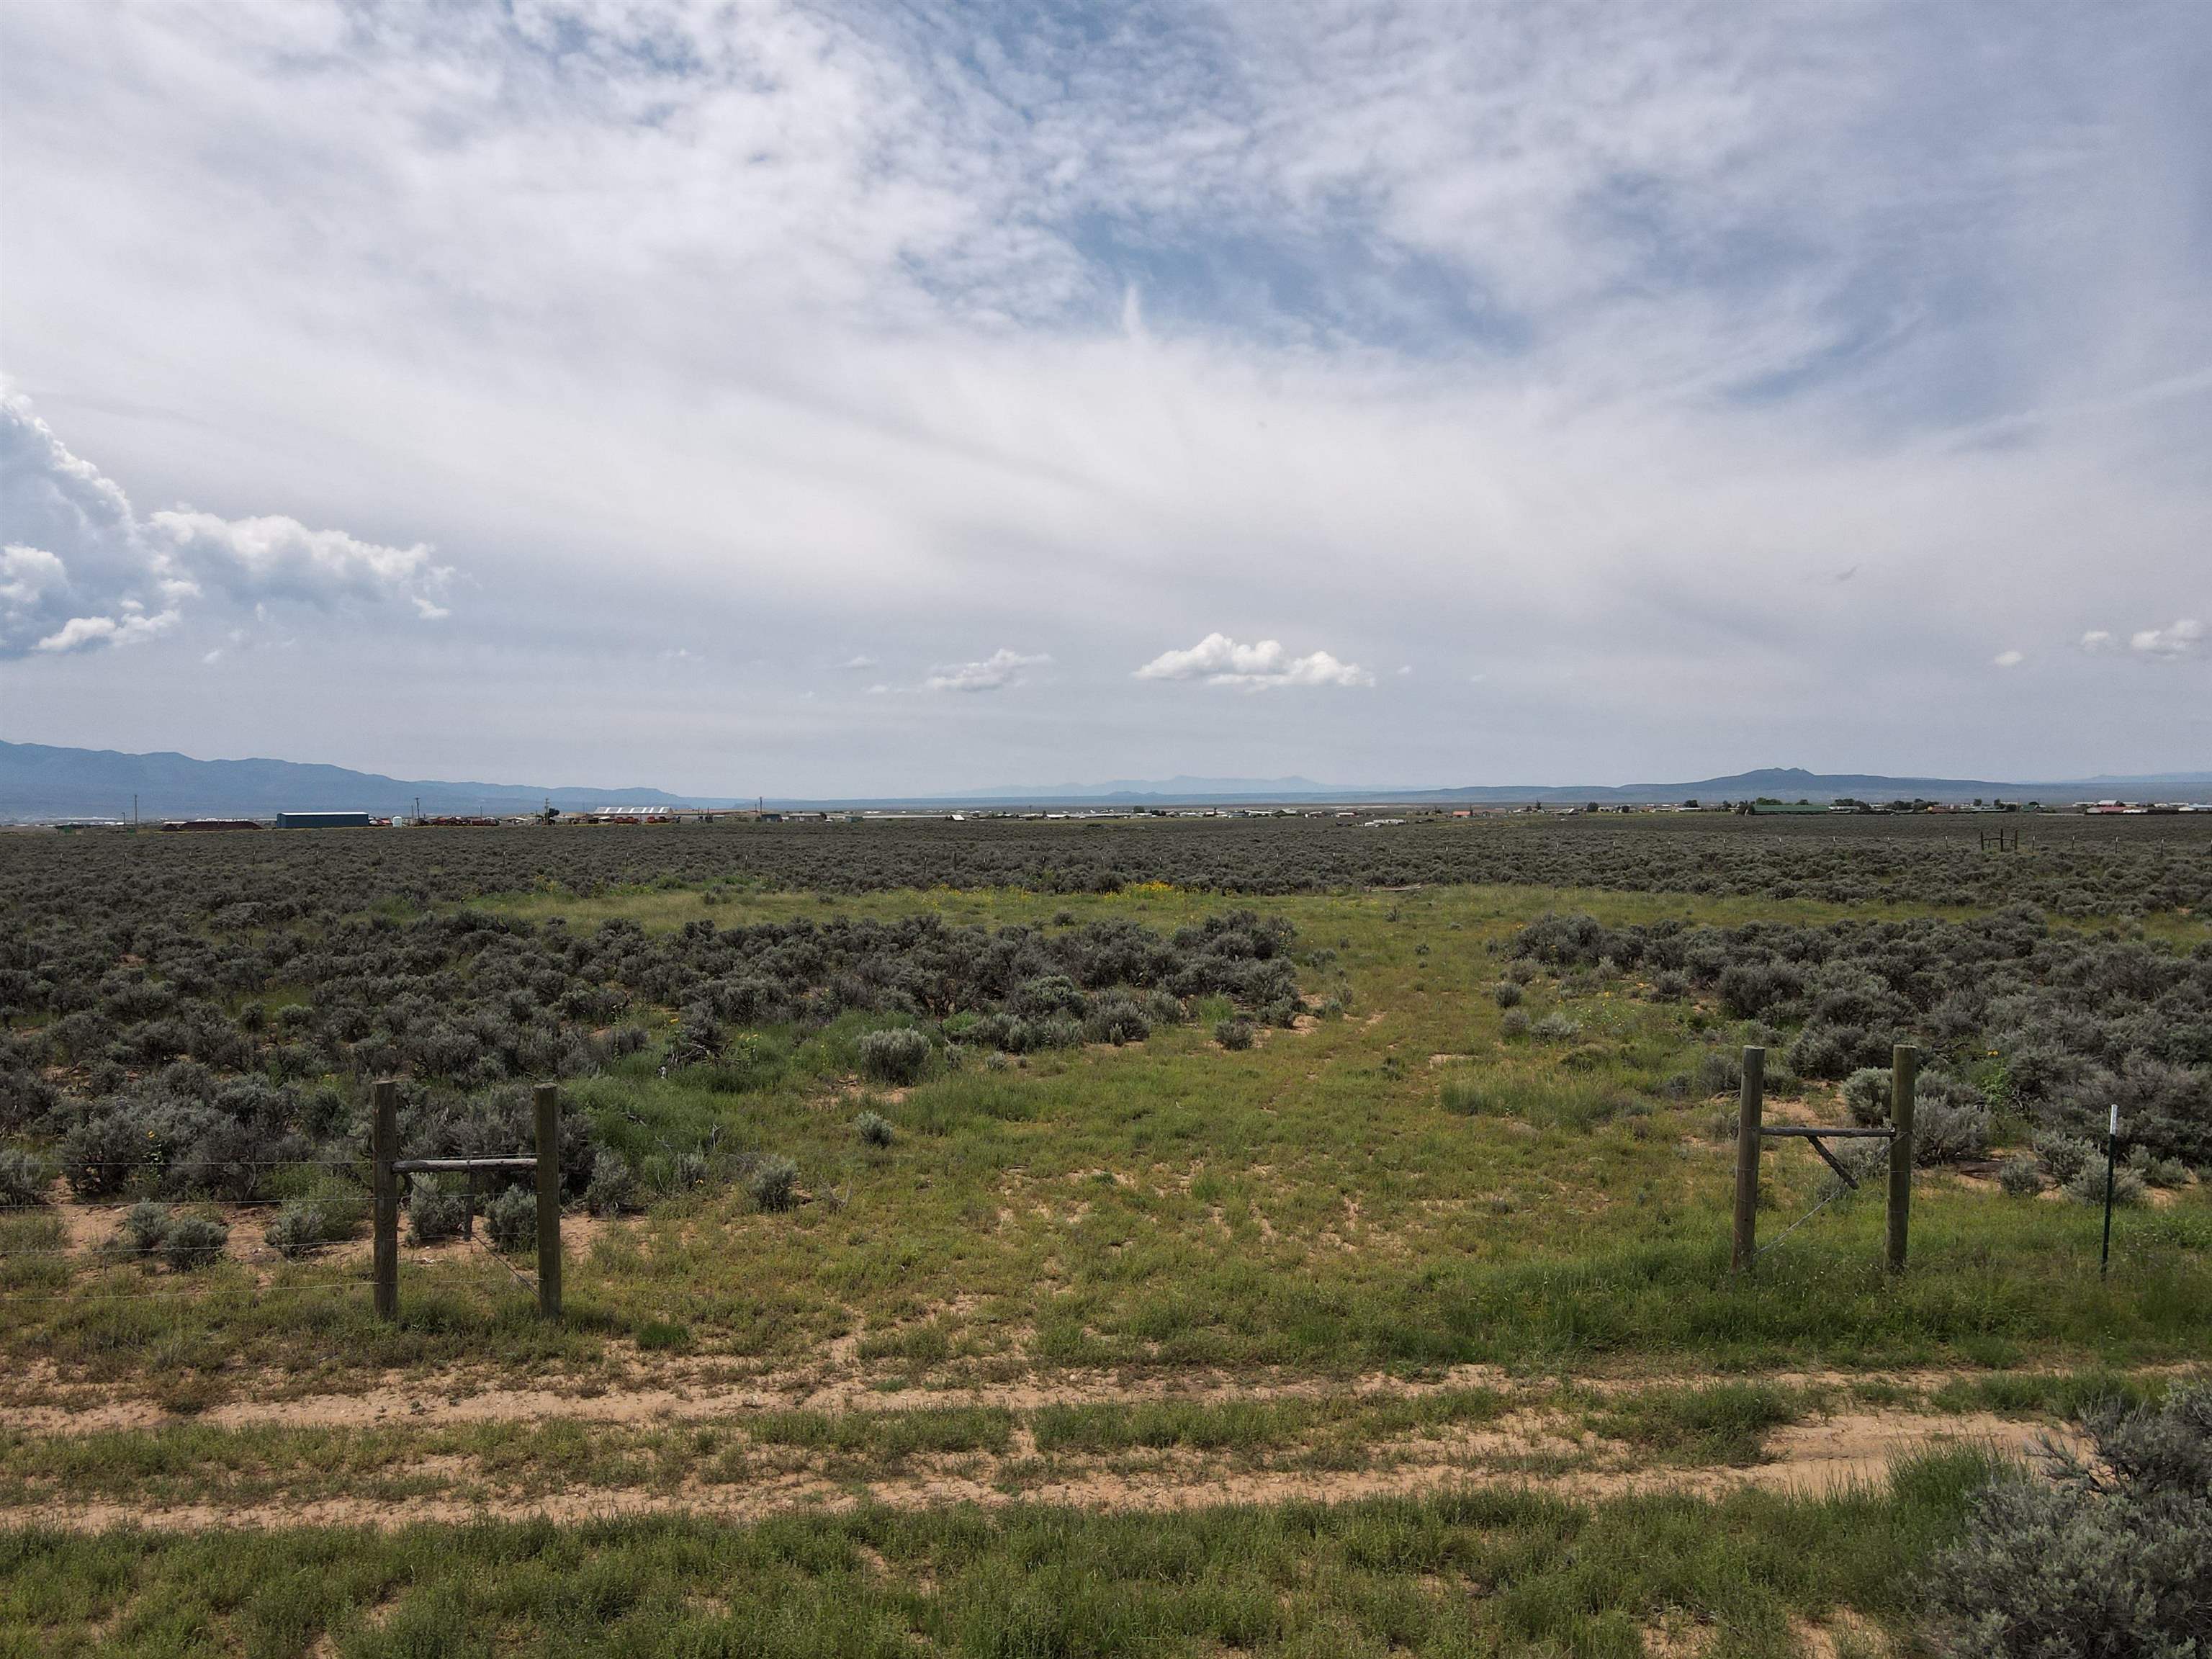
[1731,1046,1765,1274]
[372,1078,399,1320]
[1887,1044,1917,1273]
[534,1083,562,1319]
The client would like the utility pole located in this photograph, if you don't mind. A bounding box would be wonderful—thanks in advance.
[132,793,139,829]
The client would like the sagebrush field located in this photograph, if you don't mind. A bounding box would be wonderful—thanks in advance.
[1,814,2207,1656]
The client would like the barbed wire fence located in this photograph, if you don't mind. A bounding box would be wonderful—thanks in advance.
[0,1141,550,1314]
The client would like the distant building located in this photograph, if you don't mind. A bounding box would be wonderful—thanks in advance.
[274,810,373,830]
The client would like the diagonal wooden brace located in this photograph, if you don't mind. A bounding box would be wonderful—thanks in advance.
[1806,1134,1858,1190]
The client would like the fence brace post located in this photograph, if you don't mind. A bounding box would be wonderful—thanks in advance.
[1887,1044,1918,1273]
[372,1078,399,1320]
[534,1082,562,1319]
[1731,1046,1764,1274]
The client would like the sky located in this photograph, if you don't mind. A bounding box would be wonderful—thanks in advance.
[2,0,2208,797]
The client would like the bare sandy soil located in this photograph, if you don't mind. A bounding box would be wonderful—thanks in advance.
[4,1405,2059,1533]
[1,1357,2088,1534]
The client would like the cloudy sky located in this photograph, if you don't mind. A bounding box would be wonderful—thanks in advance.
[3,1,2206,796]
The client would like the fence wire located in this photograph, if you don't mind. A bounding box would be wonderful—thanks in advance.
[0,1152,543,1310]
[1753,1182,1856,1260]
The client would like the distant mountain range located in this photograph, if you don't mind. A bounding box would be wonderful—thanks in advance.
[4,743,2208,822]
[937,765,2212,807]
[0,741,741,821]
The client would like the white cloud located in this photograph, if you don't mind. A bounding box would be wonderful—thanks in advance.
[1992,649,2025,668]
[2080,630,2116,652]
[0,542,68,625]
[36,609,181,654]
[924,648,1050,693]
[1,5,2207,786]
[152,510,451,612]
[838,655,879,670]
[1136,632,1375,690]
[2129,619,2203,658]
[0,388,454,657]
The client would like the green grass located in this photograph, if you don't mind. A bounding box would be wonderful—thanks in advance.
[1585,1383,1807,1467]
[0,1393,1517,1511]
[0,1451,2008,1658]
[634,1318,691,1352]
[1028,1390,1512,1456]
[745,1405,1015,1460]
[1925,1367,2167,1421]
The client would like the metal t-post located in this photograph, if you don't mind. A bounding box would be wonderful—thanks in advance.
[534,1083,562,1318]
[1731,1046,1765,1274]
[2100,1104,2119,1278]
[372,1078,399,1319]
[1886,1045,1917,1273]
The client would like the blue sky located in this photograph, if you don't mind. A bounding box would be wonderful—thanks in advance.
[2,0,2207,793]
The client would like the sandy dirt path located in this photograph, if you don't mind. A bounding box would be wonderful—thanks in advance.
[1,1375,2082,1534]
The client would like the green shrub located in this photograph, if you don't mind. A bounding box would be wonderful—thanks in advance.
[2036,1131,2097,1185]
[858,1028,930,1085]
[2067,1156,2146,1208]
[854,1110,894,1148]
[1214,1018,1255,1051]
[585,1151,637,1215]
[1033,1015,1084,1049]
[117,1200,171,1257]
[2139,1154,2190,1190]
[667,1004,723,1069]
[1692,1049,1745,1097]
[1082,993,1152,1046]
[484,1184,536,1253]
[1499,1008,1530,1038]
[407,1174,467,1244]
[1532,1012,1581,1042]
[0,1146,51,1208]
[264,1200,333,1259]
[1924,1383,2212,1656]
[1492,980,1523,1009]
[1915,1094,1991,1165]
[748,1154,799,1213]
[161,1213,228,1271]
[1997,1158,2043,1197]
[1842,1067,1892,1126]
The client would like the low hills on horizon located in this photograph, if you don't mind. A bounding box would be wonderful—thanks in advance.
[5,740,2208,822]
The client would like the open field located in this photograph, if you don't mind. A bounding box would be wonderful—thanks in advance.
[2,816,2208,1653]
